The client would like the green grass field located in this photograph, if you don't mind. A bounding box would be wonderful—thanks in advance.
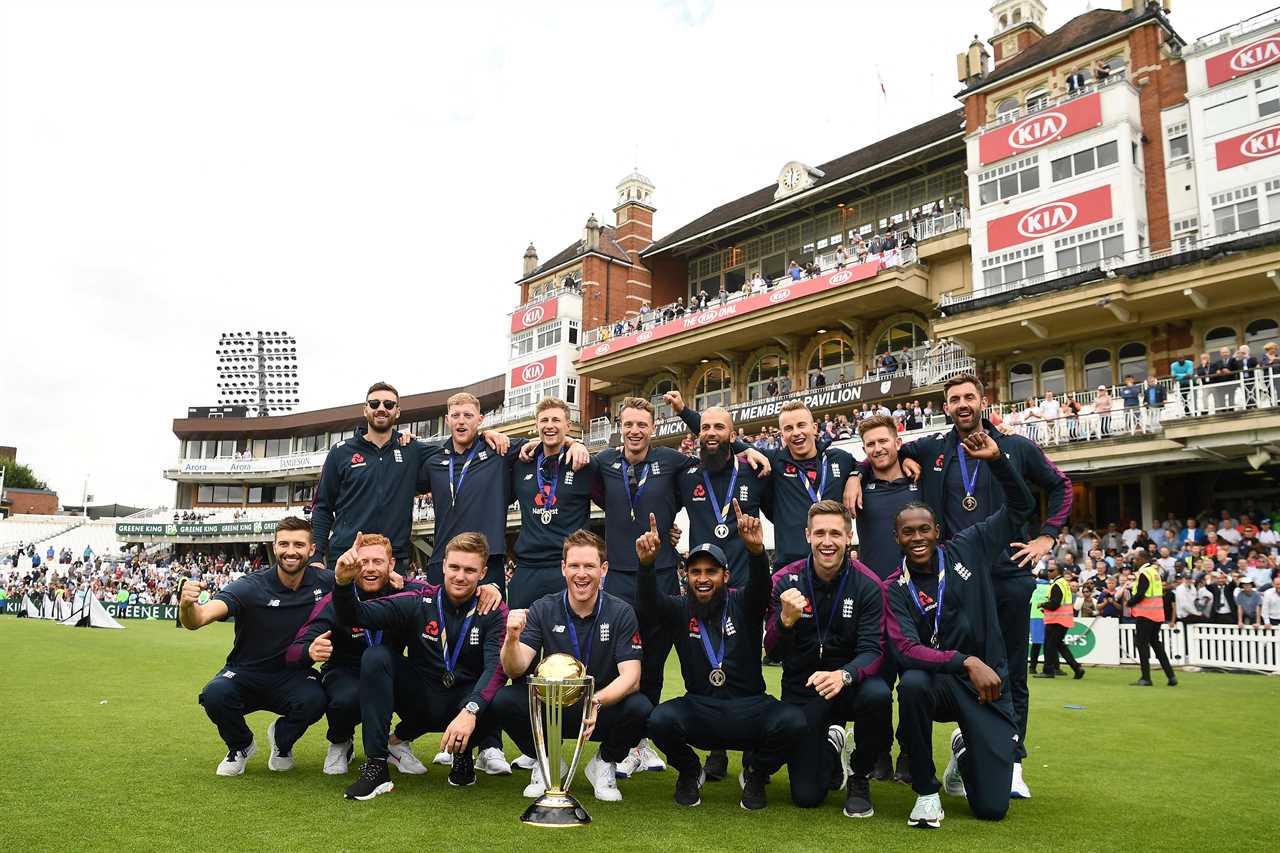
[0,617,1274,852]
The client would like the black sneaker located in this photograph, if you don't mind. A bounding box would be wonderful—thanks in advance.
[448,751,476,787]
[1167,676,1178,687]
[871,750,893,782]
[893,752,912,785]
[345,759,394,800]
[674,765,705,807]
[843,774,874,818]
[1130,678,1153,687]
[739,767,768,811]
[1074,667,1086,680]
[704,749,728,782]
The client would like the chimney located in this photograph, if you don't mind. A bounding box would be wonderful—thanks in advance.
[958,34,991,84]
[522,242,538,276]
[583,214,601,252]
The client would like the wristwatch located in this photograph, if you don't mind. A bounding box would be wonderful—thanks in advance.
[841,670,854,686]
[463,701,480,715]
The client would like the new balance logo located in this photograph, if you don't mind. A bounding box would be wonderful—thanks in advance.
[268,599,280,607]
[524,474,534,480]
[552,624,566,633]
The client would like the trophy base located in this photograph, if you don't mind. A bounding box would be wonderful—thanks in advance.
[520,792,592,827]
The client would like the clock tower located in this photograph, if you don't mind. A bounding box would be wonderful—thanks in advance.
[774,161,822,200]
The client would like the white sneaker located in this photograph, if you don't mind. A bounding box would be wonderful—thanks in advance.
[942,728,966,798]
[388,740,429,775]
[432,749,452,767]
[323,740,353,775]
[637,738,666,771]
[513,753,538,770]
[584,755,622,802]
[1011,762,1031,799]
[267,720,294,772]
[522,758,568,798]
[476,747,513,775]
[828,724,849,791]
[908,792,944,828]
[215,739,257,776]
[614,748,645,779]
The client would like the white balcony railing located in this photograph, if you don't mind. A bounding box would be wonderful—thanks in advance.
[483,403,582,428]
[980,73,1128,133]
[1188,6,1280,55]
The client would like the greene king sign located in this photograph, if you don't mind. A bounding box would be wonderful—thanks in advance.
[1206,34,1280,88]
[1215,122,1280,170]
[986,185,1112,252]
[978,92,1101,165]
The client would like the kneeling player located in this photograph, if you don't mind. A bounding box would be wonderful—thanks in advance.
[886,431,1032,828]
[332,532,505,799]
[638,504,805,810]
[765,500,890,816]
[492,530,651,803]
[181,517,329,776]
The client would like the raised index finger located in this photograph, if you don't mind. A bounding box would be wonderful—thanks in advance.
[649,513,658,535]
[732,499,742,517]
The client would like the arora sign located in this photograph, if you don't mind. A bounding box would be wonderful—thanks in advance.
[985,185,1112,252]
[1206,34,1280,88]
[979,92,1102,165]
[1215,123,1280,170]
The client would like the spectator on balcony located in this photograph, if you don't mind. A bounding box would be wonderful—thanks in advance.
[718,286,729,307]
[674,297,687,317]
[879,351,898,376]
[1170,354,1195,413]
[1093,60,1111,83]
[834,245,849,270]
[1143,377,1167,431]
[867,234,883,255]
[697,288,709,310]
[750,273,767,294]
[1040,390,1063,445]
[1118,375,1143,434]
[882,231,898,252]
[1093,386,1113,437]
[1066,68,1088,93]
[778,374,792,396]
[804,259,821,278]
[766,377,779,398]
[638,302,651,326]
[811,370,826,388]
[787,260,802,281]
[853,235,868,262]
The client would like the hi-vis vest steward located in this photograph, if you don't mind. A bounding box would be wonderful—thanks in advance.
[1131,565,1165,623]
[1043,576,1074,627]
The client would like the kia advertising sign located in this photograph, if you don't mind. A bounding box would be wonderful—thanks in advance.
[1206,34,1280,88]
[510,298,558,333]
[978,92,1102,165]
[1215,122,1280,170]
[985,185,1112,252]
[510,355,557,388]
[579,258,883,362]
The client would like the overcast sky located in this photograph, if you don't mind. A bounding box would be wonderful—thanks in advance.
[0,0,1261,508]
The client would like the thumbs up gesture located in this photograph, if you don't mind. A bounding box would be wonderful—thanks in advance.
[309,630,333,663]
[734,500,764,555]
[635,513,662,567]
[335,533,363,585]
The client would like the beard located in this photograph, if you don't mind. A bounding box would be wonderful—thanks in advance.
[366,412,394,434]
[699,442,731,472]
[685,579,727,622]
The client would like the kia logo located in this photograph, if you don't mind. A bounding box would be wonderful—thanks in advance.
[1230,36,1280,72]
[521,362,546,382]
[829,270,853,286]
[697,311,716,324]
[769,289,791,303]
[1240,125,1280,159]
[1008,111,1067,149]
[594,343,610,355]
[520,305,545,327]
[637,330,653,343]
[1016,200,1078,238]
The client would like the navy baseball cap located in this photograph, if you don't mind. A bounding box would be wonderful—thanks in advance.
[687,543,729,569]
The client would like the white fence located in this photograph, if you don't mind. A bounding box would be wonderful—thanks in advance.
[1108,620,1279,673]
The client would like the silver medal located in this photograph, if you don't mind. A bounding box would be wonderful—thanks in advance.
[540,510,553,525]
[714,523,729,539]
[709,668,726,687]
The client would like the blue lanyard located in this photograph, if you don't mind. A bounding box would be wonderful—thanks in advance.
[355,588,382,646]
[535,448,565,510]
[798,453,829,504]
[696,606,729,671]
[700,456,740,525]
[620,458,651,522]
[448,441,481,505]
[903,547,946,647]
[436,593,477,675]
[562,591,602,665]
[956,446,980,497]
[804,557,850,655]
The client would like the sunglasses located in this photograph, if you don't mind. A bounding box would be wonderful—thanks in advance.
[366,399,398,410]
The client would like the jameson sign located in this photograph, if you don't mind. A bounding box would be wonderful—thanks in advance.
[654,375,914,437]
[105,603,179,620]
[116,521,269,539]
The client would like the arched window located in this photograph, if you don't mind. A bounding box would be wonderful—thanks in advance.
[1012,8,1022,24]
[1245,318,1279,353]
[1026,87,1049,111]
[874,321,930,356]
[1118,342,1148,381]
[1009,362,1035,401]
[996,97,1020,118]
[694,366,732,410]
[1040,357,1066,395]
[1084,348,1113,389]
[999,14,1008,28]
[747,354,789,400]
[1103,55,1126,75]
[808,339,856,386]
[1205,326,1237,354]
[647,375,679,419]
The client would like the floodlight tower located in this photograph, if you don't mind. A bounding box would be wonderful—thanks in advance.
[214,330,300,416]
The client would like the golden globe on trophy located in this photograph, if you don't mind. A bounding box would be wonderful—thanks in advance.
[521,652,596,827]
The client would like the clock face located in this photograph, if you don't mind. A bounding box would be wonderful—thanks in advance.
[782,166,801,189]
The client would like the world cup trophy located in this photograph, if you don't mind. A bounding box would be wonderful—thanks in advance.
[521,652,596,827]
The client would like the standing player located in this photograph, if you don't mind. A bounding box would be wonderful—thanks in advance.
[508,398,597,608]
[853,414,921,781]
[180,517,329,776]
[286,533,425,777]
[765,500,889,816]
[492,530,651,803]
[639,505,805,810]
[330,532,507,799]
[854,374,1072,798]
[1033,561,1084,679]
[886,431,1032,828]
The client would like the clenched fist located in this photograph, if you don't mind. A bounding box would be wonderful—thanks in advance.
[179,579,206,607]
[779,587,808,628]
[505,609,527,642]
